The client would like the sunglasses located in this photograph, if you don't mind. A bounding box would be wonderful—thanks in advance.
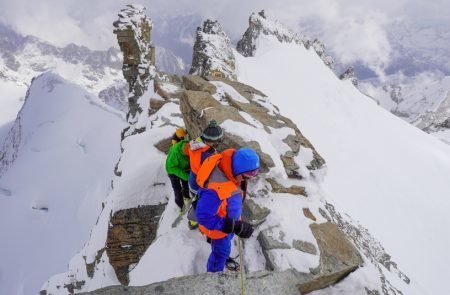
[241,168,259,179]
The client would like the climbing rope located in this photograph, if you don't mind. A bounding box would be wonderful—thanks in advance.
[238,238,245,295]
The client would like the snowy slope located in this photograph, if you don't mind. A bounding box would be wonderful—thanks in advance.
[0,72,125,295]
[236,35,450,294]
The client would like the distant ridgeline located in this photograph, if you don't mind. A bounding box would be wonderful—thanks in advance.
[40,6,410,295]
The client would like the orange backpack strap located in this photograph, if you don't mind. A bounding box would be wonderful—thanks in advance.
[196,153,222,188]
[189,146,211,174]
[207,181,240,201]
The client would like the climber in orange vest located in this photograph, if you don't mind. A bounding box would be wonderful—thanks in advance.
[195,147,259,272]
[186,120,223,229]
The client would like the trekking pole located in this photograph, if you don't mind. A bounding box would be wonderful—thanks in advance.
[238,237,245,295]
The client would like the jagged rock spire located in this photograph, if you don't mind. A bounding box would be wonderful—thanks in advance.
[189,19,236,80]
[237,11,335,70]
[113,4,156,122]
[339,66,358,86]
[237,10,302,57]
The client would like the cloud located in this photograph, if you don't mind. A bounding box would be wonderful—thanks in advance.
[1,0,449,77]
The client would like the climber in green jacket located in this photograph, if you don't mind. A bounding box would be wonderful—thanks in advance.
[165,139,191,213]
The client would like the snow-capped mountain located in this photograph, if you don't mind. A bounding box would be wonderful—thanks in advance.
[360,72,450,144]
[0,72,125,295]
[0,22,186,125]
[0,23,123,93]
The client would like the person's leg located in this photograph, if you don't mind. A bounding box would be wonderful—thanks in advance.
[206,235,232,272]
[181,179,190,200]
[168,174,184,210]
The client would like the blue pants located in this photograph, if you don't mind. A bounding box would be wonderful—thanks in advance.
[207,234,233,272]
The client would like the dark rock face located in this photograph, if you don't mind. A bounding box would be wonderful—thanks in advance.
[113,4,156,122]
[106,204,166,285]
[189,20,236,80]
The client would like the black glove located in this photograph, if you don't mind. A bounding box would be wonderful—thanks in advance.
[222,217,254,239]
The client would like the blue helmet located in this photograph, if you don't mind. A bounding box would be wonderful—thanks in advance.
[232,148,260,176]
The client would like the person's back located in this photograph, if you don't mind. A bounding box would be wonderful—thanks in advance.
[188,120,224,196]
[195,147,259,272]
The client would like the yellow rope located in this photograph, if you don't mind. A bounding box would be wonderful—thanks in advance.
[238,238,245,295]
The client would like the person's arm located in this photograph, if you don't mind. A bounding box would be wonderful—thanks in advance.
[222,192,254,239]
[225,193,243,220]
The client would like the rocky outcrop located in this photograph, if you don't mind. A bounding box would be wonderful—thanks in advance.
[237,10,302,57]
[180,75,325,176]
[266,178,306,196]
[106,204,166,285]
[416,91,450,131]
[310,39,335,69]
[113,4,156,122]
[189,20,236,80]
[77,270,306,295]
[325,203,410,295]
[237,11,335,70]
[339,66,358,86]
[297,222,363,293]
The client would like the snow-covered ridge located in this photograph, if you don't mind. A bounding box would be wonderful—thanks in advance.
[237,35,450,294]
[0,22,185,100]
[236,10,334,69]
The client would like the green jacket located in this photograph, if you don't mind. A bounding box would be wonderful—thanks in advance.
[165,140,190,181]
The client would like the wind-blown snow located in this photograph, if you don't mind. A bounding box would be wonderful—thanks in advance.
[0,72,125,295]
[236,37,450,294]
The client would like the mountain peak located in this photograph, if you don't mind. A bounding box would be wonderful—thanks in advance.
[237,10,301,57]
[189,19,236,80]
[236,11,335,69]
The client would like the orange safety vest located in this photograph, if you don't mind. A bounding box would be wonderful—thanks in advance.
[196,149,242,239]
[189,146,212,174]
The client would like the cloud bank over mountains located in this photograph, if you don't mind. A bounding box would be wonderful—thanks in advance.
[1,0,449,78]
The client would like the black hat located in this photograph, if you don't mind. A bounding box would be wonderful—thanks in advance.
[201,120,223,142]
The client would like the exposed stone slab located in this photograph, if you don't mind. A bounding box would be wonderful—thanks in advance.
[79,270,303,295]
[106,204,166,285]
[258,229,291,251]
[303,208,317,221]
[242,198,271,226]
[182,75,217,94]
[293,240,317,255]
[297,222,363,293]
[266,178,306,196]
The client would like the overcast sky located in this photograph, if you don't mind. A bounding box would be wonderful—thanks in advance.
[1,0,449,77]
